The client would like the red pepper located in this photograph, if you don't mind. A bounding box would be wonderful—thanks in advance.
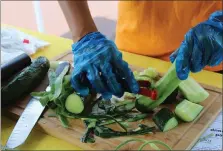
[151,90,157,100]
[137,80,151,88]
[23,39,30,44]
[139,87,151,97]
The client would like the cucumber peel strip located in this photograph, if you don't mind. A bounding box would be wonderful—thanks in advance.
[115,138,172,151]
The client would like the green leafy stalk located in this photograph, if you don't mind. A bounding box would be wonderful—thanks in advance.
[51,66,70,100]
[104,115,128,132]
[58,114,69,128]
[94,124,155,138]
[81,119,96,143]
[48,69,57,89]
[31,91,50,97]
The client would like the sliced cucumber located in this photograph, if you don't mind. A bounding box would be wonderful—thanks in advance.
[163,117,178,132]
[65,93,84,114]
[135,75,155,85]
[179,77,209,103]
[152,108,178,132]
[135,95,154,113]
[139,67,158,79]
[175,99,203,122]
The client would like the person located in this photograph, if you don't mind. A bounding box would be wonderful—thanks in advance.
[58,1,223,100]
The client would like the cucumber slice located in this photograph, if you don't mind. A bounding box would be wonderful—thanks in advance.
[179,77,209,103]
[135,95,154,113]
[139,67,158,79]
[65,93,84,114]
[163,117,178,132]
[152,108,178,132]
[175,99,203,122]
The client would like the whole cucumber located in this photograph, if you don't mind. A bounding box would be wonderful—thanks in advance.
[1,56,50,106]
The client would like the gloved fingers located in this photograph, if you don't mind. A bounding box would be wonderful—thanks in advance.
[113,59,139,94]
[175,41,191,80]
[213,32,223,48]
[86,65,111,100]
[170,48,179,63]
[190,43,204,72]
[100,63,124,98]
[208,43,223,66]
[71,72,89,97]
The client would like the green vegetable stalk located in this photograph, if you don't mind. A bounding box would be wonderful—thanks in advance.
[148,62,182,109]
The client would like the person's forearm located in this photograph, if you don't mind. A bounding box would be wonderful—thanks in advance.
[59,1,97,42]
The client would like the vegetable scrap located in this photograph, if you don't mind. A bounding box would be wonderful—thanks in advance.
[30,61,209,150]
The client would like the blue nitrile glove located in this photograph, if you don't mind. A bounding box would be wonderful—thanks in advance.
[71,32,139,100]
[170,11,223,80]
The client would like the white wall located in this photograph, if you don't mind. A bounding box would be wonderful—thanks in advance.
[1,1,118,36]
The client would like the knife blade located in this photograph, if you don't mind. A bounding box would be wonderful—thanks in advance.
[5,61,70,149]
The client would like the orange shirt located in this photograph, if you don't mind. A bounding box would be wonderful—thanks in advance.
[115,1,222,71]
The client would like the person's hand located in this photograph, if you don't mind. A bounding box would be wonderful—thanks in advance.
[71,32,139,99]
[170,11,223,80]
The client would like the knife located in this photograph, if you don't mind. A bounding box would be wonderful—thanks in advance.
[5,61,71,149]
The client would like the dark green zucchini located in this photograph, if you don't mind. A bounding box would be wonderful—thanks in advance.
[152,108,178,132]
[1,56,50,106]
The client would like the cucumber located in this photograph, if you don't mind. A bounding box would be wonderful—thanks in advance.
[1,56,50,106]
[179,77,209,103]
[148,62,182,109]
[65,93,84,114]
[139,67,158,79]
[175,99,203,122]
[135,95,154,113]
[135,75,155,86]
[163,88,179,104]
[152,108,178,132]
[135,63,182,112]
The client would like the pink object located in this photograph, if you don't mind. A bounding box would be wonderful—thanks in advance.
[23,39,30,44]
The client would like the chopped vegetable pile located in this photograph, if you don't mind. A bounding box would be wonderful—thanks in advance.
[31,61,209,150]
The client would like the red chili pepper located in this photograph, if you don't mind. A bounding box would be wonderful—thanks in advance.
[137,80,151,88]
[151,90,157,100]
[23,39,30,44]
[139,87,151,97]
